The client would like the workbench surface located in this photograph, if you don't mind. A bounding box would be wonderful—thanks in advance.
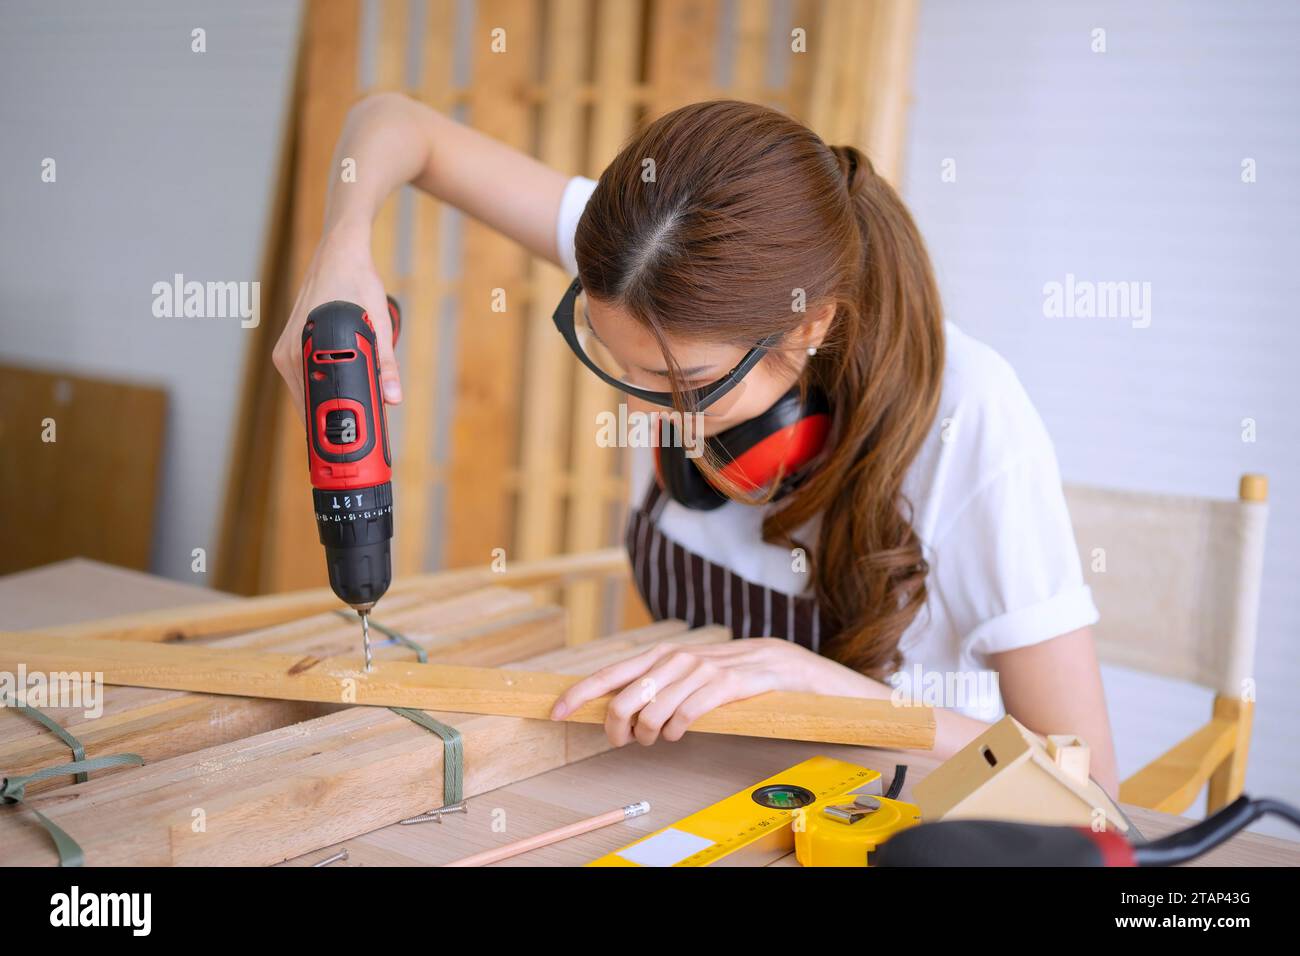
[4,559,1297,867]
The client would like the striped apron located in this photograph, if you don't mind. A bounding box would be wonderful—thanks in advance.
[624,481,828,652]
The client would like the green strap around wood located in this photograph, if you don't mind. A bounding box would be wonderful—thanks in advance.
[389,708,463,806]
[2,696,143,867]
[2,753,144,867]
[327,615,460,805]
[9,696,91,783]
[333,610,428,662]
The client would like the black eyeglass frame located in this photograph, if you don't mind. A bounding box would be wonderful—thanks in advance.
[551,276,780,412]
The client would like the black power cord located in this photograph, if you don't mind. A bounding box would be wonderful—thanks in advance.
[1134,795,1300,866]
[873,793,1300,866]
[884,764,906,801]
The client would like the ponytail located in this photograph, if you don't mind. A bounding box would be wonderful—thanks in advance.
[765,143,945,680]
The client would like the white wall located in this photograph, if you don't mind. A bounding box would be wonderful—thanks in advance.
[903,0,1300,833]
[0,0,301,580]
[2,0,1294,837]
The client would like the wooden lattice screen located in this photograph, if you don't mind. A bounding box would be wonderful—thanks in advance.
[218,0,918,643]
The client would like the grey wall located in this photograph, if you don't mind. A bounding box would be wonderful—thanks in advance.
[903,0,1300,831]
[0,0,301,580]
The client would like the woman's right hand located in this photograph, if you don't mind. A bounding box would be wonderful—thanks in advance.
[272,227,401,419]
[268,87,581,418]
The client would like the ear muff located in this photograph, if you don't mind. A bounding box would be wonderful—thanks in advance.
[654,386,831,511]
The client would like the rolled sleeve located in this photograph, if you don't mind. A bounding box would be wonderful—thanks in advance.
[930,450,1099,660]
[964,583,1099,657]
[555,175,599,275]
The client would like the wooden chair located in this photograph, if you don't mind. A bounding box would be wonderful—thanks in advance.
[1065,474,1269,816]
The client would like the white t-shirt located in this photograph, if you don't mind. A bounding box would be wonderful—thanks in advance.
[556,175,1098,721]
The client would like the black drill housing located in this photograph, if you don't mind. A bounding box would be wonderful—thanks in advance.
[312,482,393,608]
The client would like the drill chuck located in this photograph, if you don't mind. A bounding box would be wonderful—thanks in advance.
[313,482,393,608]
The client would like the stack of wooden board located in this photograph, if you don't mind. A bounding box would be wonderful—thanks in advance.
[0,556,934,866]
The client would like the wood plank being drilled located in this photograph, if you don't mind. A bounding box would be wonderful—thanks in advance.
[1,588,565,791]
[0,629,934,749]
[0,622,718,865]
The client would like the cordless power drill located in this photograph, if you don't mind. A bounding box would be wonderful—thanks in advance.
[302,297,400,671]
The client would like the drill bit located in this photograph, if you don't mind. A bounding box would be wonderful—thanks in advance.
[359,608,373,672]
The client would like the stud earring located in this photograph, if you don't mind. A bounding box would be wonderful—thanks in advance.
[807,346,818,356]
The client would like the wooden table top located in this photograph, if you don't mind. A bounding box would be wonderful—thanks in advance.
[6,559,1299,867]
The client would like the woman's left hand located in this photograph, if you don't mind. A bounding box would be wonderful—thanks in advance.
[549,637,882,746]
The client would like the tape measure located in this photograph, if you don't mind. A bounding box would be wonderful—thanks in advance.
[794,791,922,866]
[588,756,882,867]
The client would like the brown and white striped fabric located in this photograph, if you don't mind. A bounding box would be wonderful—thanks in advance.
[624,481,827,651]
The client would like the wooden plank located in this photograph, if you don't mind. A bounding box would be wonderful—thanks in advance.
[366,0,410,296]
[783,0,820,118]
[0,630,935,749]
[832,0,872,143]
[804,0,854,140]
[259,0,364,593]
[0,623,713,866]
[588,0,642,169]
[2,707,483,866]
[732,0,771,100]
[565,0,643,643]
[516,0,587,566]
[2,690,335,799]
[854,0,918,185]
[361,0,412,583]
[646,0,721,120]
[0,365,166,575]
[1,588,564,793]
[39,547,627,642]
[215,1,308,594]
[443,0,540,567]
[0,559,227,633]
[392,0,457,576]
[516,618,690,672]
[798,0,917,183]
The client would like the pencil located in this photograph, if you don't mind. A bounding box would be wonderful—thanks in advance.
[443,801,651,867]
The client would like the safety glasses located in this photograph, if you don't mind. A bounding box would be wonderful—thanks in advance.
[551,276,779,413]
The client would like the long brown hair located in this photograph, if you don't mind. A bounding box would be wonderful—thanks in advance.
[574,100,945,681]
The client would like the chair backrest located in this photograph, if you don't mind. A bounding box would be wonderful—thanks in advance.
[1064,477,1268,698]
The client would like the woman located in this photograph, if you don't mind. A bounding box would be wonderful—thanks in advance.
[274,95,1118,794]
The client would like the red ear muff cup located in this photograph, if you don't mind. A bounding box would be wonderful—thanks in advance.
[717,413,831,492]
[653,387,831,511]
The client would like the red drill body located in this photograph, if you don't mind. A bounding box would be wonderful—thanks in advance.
[301,298,400,615]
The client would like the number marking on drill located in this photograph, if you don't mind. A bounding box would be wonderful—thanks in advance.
[315,503,392,522]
